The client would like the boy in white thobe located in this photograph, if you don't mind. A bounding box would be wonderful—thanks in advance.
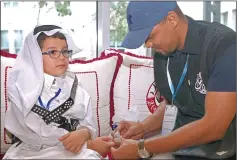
[3,25,115,159]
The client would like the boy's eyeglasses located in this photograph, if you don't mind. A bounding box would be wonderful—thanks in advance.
[42,49,73,59]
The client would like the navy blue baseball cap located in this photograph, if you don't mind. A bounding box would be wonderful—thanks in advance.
[121,1,178,49]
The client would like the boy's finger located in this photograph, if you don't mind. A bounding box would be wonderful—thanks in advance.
[113,138,122,146]
[100,136,113,142]
[59,133,70,141]
[106,141,116,147]
[75,145,82,153]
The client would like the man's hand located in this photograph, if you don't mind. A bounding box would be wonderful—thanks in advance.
[117,99,167,140]
[110,139,140,159]
[88,136,116,157]
[117,121,145,140]
[59,129,90,153]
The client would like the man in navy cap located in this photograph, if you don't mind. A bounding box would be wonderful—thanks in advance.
[111,1,236,160]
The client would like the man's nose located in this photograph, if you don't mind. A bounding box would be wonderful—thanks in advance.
[145,41,153,48]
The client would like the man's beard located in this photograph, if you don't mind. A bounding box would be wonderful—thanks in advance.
[151,48,176,57]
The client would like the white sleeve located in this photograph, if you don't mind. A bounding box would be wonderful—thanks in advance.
[76,90,97,139]
[4,101,41,145]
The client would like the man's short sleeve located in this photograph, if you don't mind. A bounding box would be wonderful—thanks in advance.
[207,43,236,92]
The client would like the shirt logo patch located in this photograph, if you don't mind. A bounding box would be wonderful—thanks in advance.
[195,72,207,94]
[216,151,228,156]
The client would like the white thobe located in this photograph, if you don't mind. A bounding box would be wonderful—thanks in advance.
[3,72,102,159]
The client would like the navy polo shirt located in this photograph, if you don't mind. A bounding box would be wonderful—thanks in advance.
[207,42,236,92]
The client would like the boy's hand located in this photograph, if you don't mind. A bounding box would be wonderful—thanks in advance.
[88,136,116,157]
[59,129,90,153]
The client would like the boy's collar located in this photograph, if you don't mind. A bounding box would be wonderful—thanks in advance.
[44,73,66,90]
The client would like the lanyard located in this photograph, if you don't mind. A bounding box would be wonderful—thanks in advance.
[166,54,189,106]
[38,88,61,110]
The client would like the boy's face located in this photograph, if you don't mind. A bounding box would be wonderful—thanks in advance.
[41,37,69,76]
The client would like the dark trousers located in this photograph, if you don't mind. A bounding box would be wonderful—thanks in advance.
[175,154,236,160]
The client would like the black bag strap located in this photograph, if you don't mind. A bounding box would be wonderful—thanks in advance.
[31,75,78,125]
[32,97,74,125]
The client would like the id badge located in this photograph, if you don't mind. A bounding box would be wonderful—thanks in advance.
[161,105,178,136]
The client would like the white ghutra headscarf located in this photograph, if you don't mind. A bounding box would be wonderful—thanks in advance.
[7,25,81,120]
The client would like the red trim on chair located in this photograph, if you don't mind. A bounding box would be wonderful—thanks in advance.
[0,50,17,59]
[107,53,123,127]
[108,48,153,59]
[102,49,153,124]
[75,71,101,136]
[0,154,5,159]
[102,49,155,124]
[70,53,123,128]
[4,66,12,144]
[128,64,153,110]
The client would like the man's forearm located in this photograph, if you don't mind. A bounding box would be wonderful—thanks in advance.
[144,117,222,154]
[141,102,166,134]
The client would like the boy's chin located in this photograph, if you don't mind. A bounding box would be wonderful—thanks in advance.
[48,70,67,77]
[55,71,66,77]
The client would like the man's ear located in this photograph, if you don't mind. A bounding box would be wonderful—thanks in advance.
[166,11,179,28]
